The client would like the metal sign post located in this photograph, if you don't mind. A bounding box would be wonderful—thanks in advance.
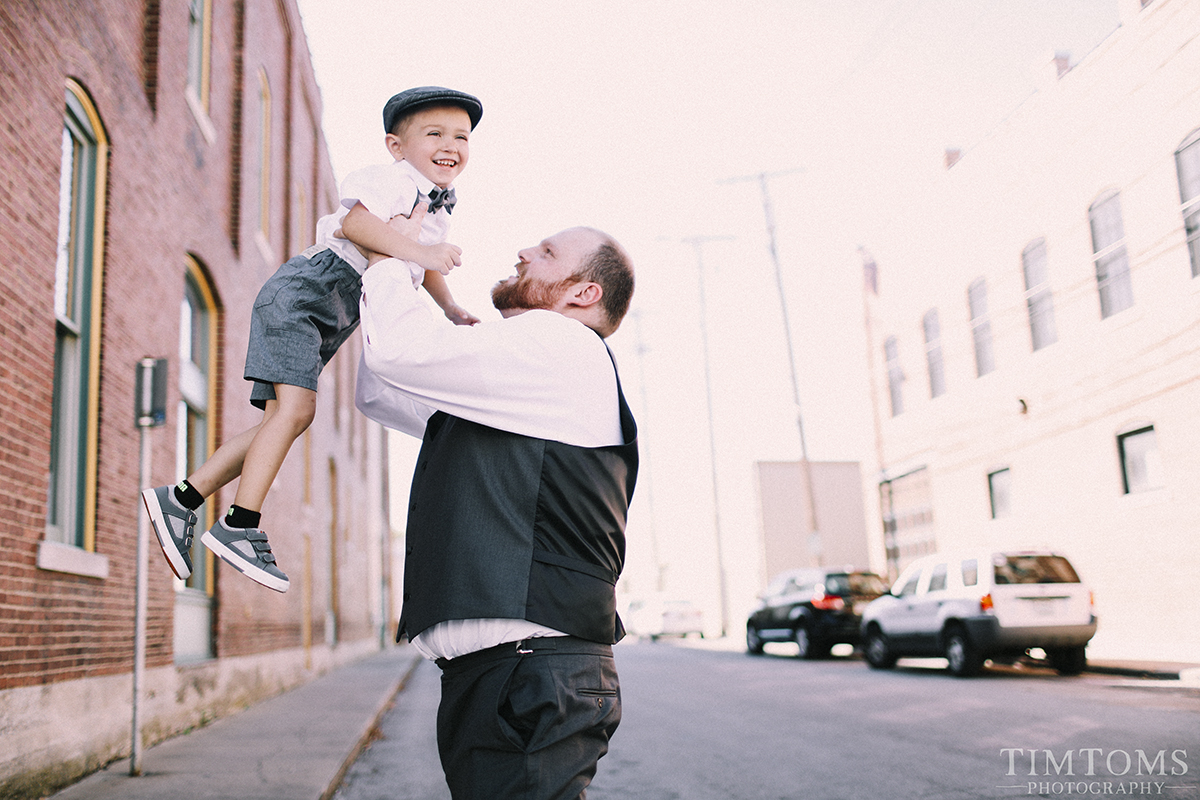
[132,357,166,776]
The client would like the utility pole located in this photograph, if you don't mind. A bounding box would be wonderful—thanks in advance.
[680,234,733,637]
[629,309,665,592]
[720,168,822,565]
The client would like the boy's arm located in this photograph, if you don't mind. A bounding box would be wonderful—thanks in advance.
[340,203,462,275]
[422,271,481,326]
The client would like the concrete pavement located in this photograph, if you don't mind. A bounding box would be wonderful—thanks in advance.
[46,639,1199,800]
[50,645,422,800]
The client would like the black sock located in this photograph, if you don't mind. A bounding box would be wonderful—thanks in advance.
[225,505,261,530]
[174,480,205,510]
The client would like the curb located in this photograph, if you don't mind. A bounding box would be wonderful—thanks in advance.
[320,651,424,800]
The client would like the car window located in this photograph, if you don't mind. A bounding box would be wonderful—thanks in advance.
[896,572,921,597]
[927,563,948,592]
[992,554,1081,584]
[847,573,888,595]
[961,559,978,586]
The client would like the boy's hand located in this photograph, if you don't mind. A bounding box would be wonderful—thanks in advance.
[417,241,463,276]
[443,304,481,326]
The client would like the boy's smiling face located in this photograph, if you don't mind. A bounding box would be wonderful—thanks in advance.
[386,105,472,188]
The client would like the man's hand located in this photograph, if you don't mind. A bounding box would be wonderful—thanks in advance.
[365,202,429,268]
[443,303,481,326]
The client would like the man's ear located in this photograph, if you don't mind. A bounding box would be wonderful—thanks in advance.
[385,133,404,160]
[566,281,603,308]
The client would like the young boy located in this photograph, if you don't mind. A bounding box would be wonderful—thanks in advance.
[142,86,483,592]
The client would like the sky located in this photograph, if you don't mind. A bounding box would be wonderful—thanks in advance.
[293,0,1122,634]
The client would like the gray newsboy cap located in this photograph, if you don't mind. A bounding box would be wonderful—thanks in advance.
[383,86,483,133]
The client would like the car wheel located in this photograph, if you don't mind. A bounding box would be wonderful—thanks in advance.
[863,626,897,670]
[944,626,983,677]
[746,625,764,655]
[1048,646,1087,676]
[794,624,817,659]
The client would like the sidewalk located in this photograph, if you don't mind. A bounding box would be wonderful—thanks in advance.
[50,645,423,800]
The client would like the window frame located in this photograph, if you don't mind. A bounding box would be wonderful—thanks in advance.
[1118,425,1162,495]
[45,80,108,555]
[967,277,995,377]
[186,0,213,113]
[884,335,905,417]
[1088,190,1135,318]
[1175,129,1200,278]
[987,467,1012,520]
[921,309,946,399]
[1021,238,1058,351]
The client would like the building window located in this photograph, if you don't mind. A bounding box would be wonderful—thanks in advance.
[922,309,945,399]
[257,69,272,241]
[884,336,904,417]
[186,0,212,112]
[175,262,218,662]
[1118,426,1162,494]
[967,278,994,377]
[988,468,1011,519]
[178,260,218,593]
[47,82,107,551]
[1175,129,1200,278]
[1021,238,1058,351]
[1089,190,1134,318]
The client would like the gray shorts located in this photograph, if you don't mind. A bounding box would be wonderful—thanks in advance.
[244,247,362,408]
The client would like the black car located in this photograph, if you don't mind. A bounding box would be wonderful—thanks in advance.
[746,568,889,658]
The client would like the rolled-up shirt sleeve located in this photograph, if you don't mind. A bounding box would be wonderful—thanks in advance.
[356,258,622,447]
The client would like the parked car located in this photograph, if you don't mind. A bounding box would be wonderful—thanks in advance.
[746,568,889,658]
[626,596,705,640]
[860,549,1097,677]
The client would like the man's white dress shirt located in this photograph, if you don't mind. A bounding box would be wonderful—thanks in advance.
[356,257,623,660]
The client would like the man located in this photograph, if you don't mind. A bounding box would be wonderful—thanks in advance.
[355,205,637,799]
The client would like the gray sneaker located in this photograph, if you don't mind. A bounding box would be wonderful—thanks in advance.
[201,519,289,593]
[141,485,196,580]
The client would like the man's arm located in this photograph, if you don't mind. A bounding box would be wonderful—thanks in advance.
[356,208,622,448]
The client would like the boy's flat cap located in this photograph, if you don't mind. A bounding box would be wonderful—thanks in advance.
[383,86,483,133]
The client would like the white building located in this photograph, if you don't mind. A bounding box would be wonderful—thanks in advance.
[860,0,1200,663]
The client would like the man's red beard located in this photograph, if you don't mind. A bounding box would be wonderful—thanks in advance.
[490,273,574,312]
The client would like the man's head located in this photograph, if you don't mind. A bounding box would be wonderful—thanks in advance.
[382,87,482,188]
[491,228,634,338]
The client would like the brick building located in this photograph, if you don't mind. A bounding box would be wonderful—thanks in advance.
[0,1,391,796]
[859,0,1199,662]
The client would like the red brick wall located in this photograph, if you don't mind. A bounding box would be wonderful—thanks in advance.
[0,0,378,688]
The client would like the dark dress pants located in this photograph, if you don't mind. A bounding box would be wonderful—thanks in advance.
[435,636,621,800]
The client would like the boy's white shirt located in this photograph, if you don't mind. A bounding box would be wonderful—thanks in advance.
[355,257,624,660]
[314,159,451,282]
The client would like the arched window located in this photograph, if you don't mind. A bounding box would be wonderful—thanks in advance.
[175,258,218,661]
[47,81,107,552]
[1175,129,1200,278]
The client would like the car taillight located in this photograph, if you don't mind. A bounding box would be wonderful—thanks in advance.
[980,593,994,613]
[811,593,845,611]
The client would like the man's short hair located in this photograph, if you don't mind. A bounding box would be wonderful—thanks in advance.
[573,233,634,337]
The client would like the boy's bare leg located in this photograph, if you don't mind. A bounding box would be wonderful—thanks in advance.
[231,384,317,513]
[185,408,272,499]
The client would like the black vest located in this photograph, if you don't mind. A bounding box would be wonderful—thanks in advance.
[397,352,638,645]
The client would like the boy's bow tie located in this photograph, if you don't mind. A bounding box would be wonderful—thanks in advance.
[426,186,456,214]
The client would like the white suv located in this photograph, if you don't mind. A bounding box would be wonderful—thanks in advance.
[859,550,1097,677]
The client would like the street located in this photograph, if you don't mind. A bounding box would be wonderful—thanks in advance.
[334,640,1200,800]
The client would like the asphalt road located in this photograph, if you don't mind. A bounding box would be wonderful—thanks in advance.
[334,639,1200,800]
